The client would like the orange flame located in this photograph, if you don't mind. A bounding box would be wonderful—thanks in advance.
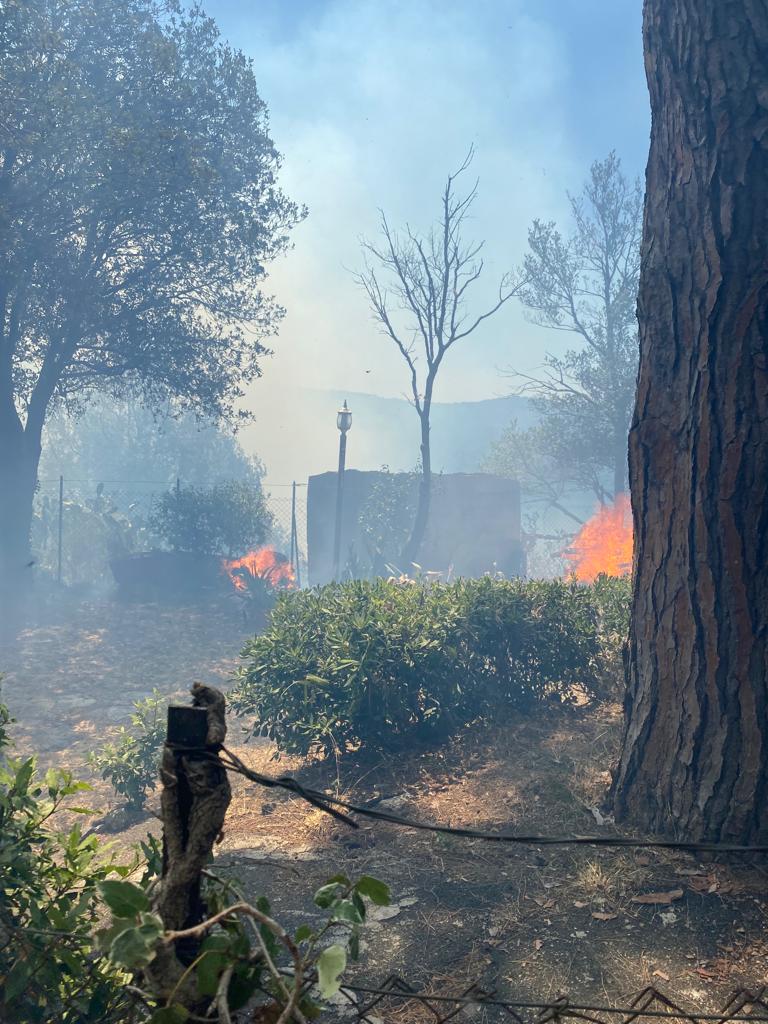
[223,546,296,591]
[564,494,633,582]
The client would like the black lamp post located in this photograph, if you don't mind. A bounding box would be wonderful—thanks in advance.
[332,400,352,581]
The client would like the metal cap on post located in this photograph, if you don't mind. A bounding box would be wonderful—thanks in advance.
[167,705,208,748]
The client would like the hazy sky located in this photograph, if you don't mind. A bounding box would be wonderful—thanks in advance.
[202,0,649,477]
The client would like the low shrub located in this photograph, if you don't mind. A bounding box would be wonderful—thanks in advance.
[454,577,604,707]
[231,579,460,755]
[88,690,167,809]
[0,695,388,1022]
[230,576,626,758]
[589,574,632,696]
[591,573,632,645]
[0,703,134,1022]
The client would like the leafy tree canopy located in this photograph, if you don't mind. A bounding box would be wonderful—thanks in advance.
[40,397,265,490]
[0,0,303,429]
[487,154,641,518]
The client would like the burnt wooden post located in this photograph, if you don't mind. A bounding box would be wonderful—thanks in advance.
[145,683,232,1007]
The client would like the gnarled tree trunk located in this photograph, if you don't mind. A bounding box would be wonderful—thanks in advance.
[0,404,40,593]
[612,1,768,843]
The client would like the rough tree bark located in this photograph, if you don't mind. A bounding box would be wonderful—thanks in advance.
[146,683,232,1007]
[0,398,43,615]
[612,1,768,843]
[613,427,628,502]
[401,401,433,569]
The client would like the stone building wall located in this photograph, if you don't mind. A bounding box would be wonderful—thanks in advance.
[306,470,522,585]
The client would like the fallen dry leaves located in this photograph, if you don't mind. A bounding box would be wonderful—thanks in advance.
[528,895,556,910]
[693,958,731,981]
[685,872,740,895]
[631,887,684,905]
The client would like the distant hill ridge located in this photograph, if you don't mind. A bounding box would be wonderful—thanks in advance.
[296,388,534,476]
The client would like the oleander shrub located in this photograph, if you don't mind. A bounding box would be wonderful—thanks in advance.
[588,573,632,697]
[230,576,622,758]
[230,580,462,755]
[452,576,605,706]
[590,573,632,646]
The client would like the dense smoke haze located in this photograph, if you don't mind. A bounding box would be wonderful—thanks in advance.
[203,0,649,483]
[4,3,768,1020]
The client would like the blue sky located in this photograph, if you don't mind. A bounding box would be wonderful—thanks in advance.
[201,0,649,474]
[208,0,647,171]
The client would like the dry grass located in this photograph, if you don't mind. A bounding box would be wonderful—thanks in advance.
[567,852,648,905]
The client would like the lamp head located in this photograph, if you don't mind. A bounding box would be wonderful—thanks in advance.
[336,400,352,433]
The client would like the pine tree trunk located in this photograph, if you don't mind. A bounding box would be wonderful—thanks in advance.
[612,0,768,843]
[613,436,627,501]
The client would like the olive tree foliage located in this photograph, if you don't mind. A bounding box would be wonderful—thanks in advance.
[358,149,523,567]
[486,154,641,521]
[40,398,266,493]
[0,0,303,581]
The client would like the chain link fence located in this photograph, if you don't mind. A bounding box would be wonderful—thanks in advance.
[339,977,768,1024]
[33,475,586,588]
[521,503,575,579]
[32,476,306,589]
[263,483,307,585]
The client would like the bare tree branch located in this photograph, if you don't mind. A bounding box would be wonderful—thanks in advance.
[356,148,524,565]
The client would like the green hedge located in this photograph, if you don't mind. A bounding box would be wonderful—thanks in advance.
[229,576,630,758]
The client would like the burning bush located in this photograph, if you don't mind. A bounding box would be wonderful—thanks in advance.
[230,576,625,759]
[564,495,633,582]
[223,546,296,622]
[224,547,295,591]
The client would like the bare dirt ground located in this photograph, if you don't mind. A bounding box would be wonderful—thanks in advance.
[0,596,249,764]
[2,598,767,1018]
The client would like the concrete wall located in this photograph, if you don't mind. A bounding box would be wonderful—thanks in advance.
[307,470,522,585]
